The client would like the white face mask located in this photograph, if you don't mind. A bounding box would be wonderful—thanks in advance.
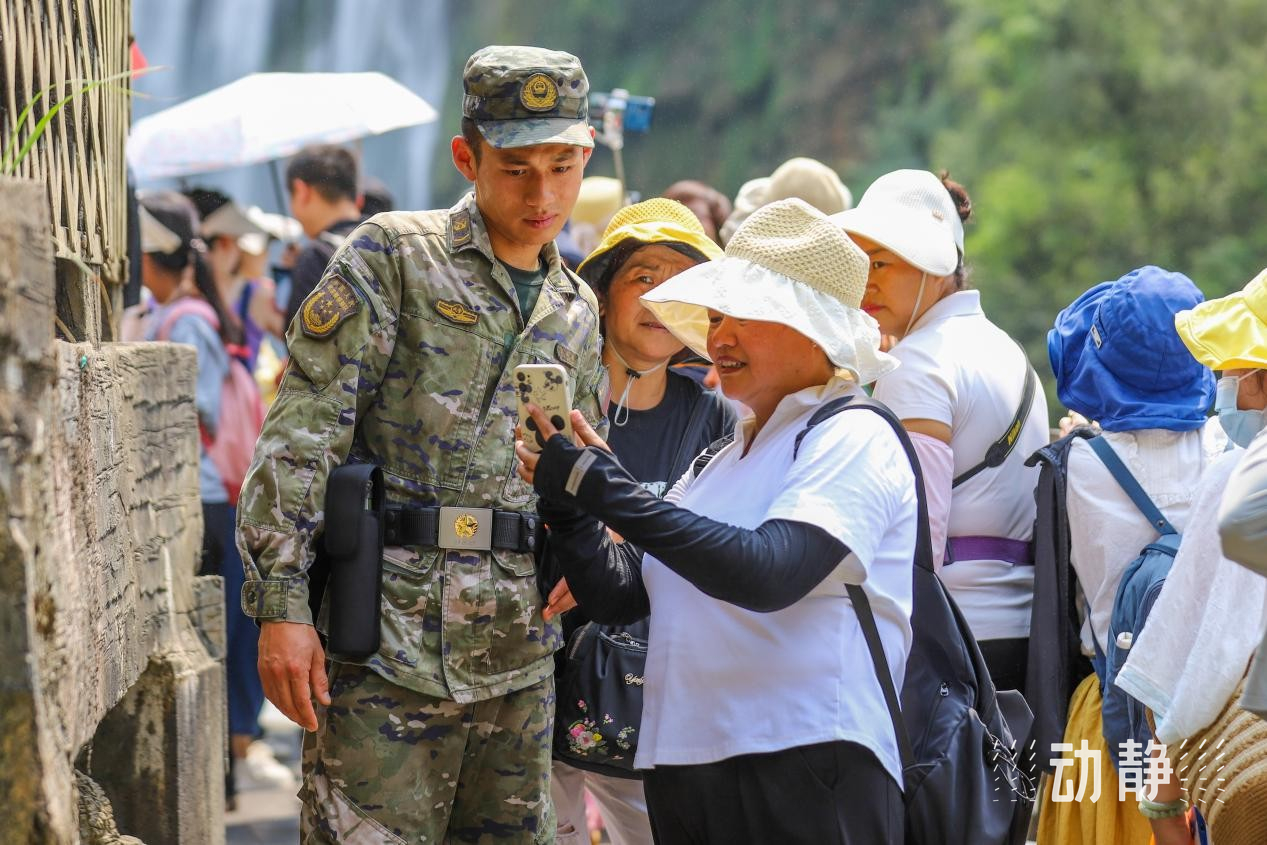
[1216,374,1267,448]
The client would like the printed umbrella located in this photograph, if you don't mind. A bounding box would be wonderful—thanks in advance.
[128,71,437,181]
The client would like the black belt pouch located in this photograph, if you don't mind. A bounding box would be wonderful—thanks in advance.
[321,464,385,659]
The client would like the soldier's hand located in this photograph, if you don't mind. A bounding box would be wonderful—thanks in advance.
[543,577,578,621]
[258,620,330,732]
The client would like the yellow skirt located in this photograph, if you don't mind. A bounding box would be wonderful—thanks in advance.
[1036,673,1153,845]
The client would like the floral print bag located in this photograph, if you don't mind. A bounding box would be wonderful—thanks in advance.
[552,617,648,778]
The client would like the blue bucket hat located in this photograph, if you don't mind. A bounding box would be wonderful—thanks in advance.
[1048,266,1215,431]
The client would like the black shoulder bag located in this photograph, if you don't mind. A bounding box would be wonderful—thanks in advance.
[553,616,649,778]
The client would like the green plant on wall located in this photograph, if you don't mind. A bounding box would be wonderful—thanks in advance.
[1,67,154,175]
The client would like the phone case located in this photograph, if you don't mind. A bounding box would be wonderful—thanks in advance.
[514,363,573,452]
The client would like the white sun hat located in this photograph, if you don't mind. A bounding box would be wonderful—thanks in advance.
[830,168,964,276]
[138,204,184,255]
[641,197,898,385]
[238,206,304,255]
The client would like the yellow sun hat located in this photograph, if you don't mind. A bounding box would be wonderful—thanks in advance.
[576,198,723,289]
[1175,268,1267,370]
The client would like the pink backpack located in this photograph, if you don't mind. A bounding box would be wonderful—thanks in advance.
[157,298,265,505]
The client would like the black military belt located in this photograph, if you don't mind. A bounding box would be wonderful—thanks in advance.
[384,505,538,554]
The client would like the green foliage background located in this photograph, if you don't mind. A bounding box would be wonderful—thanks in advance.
[433,0,1267,413]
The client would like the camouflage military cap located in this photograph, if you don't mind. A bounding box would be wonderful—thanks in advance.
[462,45,594,149]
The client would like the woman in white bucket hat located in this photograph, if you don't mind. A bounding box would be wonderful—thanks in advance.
[832,170,1050,697]
[517,199,914,842]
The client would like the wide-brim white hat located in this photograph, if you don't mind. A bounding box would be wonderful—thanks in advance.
[201,200,268,241]
[139,203,183,255]
[641,197,898,386]
[238,206,304,255]
[830,168,963,277]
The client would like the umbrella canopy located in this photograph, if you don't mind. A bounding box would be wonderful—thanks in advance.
[128,71,437,181]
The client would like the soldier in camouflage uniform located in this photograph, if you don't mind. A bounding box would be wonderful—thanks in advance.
[236,46,604,843]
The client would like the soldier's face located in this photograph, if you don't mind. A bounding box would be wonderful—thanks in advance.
[455,137,591,265]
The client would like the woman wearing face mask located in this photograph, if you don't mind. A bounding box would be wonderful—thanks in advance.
[548,198,734,845]
[1216,270,1267,751]
[1216,269,1267,566]
[1104,268,1267,845]
[1188,267,1267,449]
[831,170,1050,695]
[1039,267,1222,844]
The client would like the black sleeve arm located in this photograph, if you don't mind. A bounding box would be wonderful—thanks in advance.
[534,438,850,613]
[538,500,651,625]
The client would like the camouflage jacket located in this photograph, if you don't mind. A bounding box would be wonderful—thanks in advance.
[236,192,606,703]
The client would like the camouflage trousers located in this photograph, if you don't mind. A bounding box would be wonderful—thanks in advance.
[299,661,556,844]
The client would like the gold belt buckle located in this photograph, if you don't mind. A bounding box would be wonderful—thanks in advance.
[438,506,494,551]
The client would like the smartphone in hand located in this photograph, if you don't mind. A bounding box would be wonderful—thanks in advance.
[514,363,573,452]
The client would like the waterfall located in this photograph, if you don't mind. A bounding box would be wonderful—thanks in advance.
[130,0,450,213]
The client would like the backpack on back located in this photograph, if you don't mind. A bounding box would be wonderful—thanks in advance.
[1085,436,1182,769]
[793,395,1037,845]
[1025,427,1100,774]
[158,298,265,505]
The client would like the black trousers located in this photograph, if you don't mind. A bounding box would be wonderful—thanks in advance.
[641,740,903,845]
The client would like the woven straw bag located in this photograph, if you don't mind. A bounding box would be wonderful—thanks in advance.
[1175,680,1267,844]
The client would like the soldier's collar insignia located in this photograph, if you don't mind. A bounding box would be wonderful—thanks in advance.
[520,73,559,112]
[435,299,480,326]
[300,274,361,339]
[451,209,473,248]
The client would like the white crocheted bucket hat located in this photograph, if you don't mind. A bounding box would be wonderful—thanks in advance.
[641,197,898,385]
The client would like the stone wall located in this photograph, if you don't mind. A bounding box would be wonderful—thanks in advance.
[0,178,224,842]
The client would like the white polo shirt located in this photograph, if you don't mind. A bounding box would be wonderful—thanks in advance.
[873,290,1050,641]
[635,378,918,786]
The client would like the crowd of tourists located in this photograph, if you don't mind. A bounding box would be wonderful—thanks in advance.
[125,42,1267,845]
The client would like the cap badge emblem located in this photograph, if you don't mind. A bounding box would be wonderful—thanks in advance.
[454,513,479,539]
[931,209,945,221]
[520,73,559,112]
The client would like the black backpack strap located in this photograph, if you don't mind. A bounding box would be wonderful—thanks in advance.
[1087,437,1177,535]
[691,433,735,476]
[793,396,857,459]
[952,349,1039,489]
[789,394,936,780]
[846,582,916,773]
[792,395,934,574]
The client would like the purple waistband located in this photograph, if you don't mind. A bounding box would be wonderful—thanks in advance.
[945,536,1033,566]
